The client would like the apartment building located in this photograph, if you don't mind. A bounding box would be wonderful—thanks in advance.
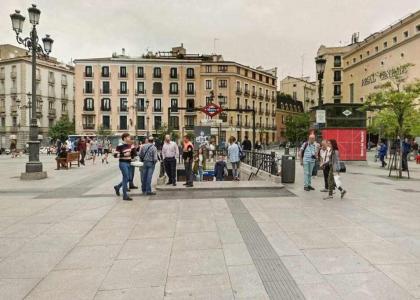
[280,76,316,112]
[0,44,75,149]
[276,93,304,143]
[74,45,277,144]
[316,10,420,108]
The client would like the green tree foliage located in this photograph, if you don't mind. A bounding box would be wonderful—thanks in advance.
[284,113,311,145]
[155,124,180,142]
[48,116,75,142]
[96,125,111,139]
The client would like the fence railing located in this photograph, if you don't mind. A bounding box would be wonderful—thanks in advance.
[242,150,278,175]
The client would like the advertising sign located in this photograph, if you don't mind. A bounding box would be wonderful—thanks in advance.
[316,110,326,124]
[194,126,211,149]
[201,103,223,118]
[322,128,366,161]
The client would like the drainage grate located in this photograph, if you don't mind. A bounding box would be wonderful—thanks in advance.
[226,198,305,300]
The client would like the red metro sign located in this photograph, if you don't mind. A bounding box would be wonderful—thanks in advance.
[201,103,223,118]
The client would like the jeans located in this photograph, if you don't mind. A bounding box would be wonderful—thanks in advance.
[129,165,135,187]
[322,165,330,189]
[184,160,193,185]
[380,155,386,167]
[303,161,315,188]
[231,161,240,179]
[197,166,203,181]
[141,161,155,194]
[117,161,131,198]
[164,157,177,184]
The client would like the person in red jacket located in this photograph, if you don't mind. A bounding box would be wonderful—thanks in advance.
[77,137,87,165]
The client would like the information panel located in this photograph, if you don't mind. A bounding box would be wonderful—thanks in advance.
[322,128,366,161]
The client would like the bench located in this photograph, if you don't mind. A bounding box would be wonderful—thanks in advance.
[56,151,80,169]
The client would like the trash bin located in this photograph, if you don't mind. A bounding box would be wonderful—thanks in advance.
[281,155,295,183]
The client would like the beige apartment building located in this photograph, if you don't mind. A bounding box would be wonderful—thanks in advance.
[316,9,420,114]
[73,45,277,144]
[280,76,316,111]
[0,44,75,149]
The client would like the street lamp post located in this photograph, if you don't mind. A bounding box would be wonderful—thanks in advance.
[145,99,150,137]
[315,56,326,141]
[10,5,53,180]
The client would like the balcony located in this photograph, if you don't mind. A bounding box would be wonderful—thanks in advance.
[118,73,127,78]
[272,97,277,103]
[61,93,69,100]
[153,107,162,113]
[236,122,243,127]
[0,106,5,114]
[48,76,55,84]
[100,88,111,95]
[169,74,178,79]
[36,107,42,118]
[118,89,128,95]
[136,106,146,112]
[135,89,146,95]
[83,88,94,94]
[186,90,196,96]
[0,72,5,80]
[169,90,179,95]
[136,73,145,79]
[272,112,276,117]
[236,105,242,110]
[152,89,163,95]
[118,106,128,113]
[48,108,56,118]
[186,107,196,114]
[117,125,128,130]
[265,95,270,101]
[10,71,17,79]
[258,93,264,100]
[100,105,111,112]
[186,74,195,79]
[251,92,257,98]
[258,110,264,115]
[153,125,162,130]
[83,72,93,78]
[236,88,242,95]
[101,72,110,78]
[265,111,270,116]
[244,90,250,97]
[10,87,17,94]
[83,124,95,130]
[61,78,68,86]
[11,104,18,112]
[185,125,195,130]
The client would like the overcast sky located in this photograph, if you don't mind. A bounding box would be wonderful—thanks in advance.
[1,0,419,80]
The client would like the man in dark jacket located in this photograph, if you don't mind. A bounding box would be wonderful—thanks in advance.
[77,137,87,165]
[241,136,252,151]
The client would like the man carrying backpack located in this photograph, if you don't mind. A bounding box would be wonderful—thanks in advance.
[299,134,318,191]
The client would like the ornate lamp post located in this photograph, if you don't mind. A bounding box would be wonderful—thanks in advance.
[145,100,150,137]
[10,5,53,179]
[315,56,326,141]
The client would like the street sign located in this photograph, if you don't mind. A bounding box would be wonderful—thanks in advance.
[201,103,223,118]
[342,109,352,117]
[316,110,326,124]
[201,118,222,125]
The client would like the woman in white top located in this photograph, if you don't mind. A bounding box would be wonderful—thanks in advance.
[319,140,331,192]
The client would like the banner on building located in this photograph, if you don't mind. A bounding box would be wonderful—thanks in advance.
[194,126,211,149]
[322,128,366,161]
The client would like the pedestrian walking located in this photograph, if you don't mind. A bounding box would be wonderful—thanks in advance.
[77,137,87,165]
[162,134,179,186]
[90,138,98,164]
[228,136,241,181]
[139,136,158,195]
[214,155,228,181]
[128,141,139,190]
[402,138,411,171]
[299,134,317,191]
[102,138,111,164]
[97,140,103,156]
[194,147,206,182]
[378,139,388,168]
[319,140,331,192]
[113,133,136,201]
[241,135,252,151]
[182,135,194,187]
[324,139,347,200]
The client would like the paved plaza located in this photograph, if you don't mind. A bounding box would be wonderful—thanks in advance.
[0,154,420,299]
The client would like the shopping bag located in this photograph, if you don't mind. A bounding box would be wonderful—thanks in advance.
[334,175,342,188]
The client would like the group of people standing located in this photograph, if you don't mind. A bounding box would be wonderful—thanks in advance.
[299,134,346,200]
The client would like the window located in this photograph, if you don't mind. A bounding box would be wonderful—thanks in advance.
[102,116,110,129]
[236,81,241,90]
[152,82,162,94]
[119,98,128,112]
[186,82,195,94]
[101,66,109,77]
[375,46,379,52]
[383,41,388,48]
[349,83,354,103]
[218,80,227,88]
[252,72,256,79]
[186,99,195,111]
[244,69,248,77]
[171,98,178,112]
[137,98,146,111]
[169,116,179,129]
[206,97,212,105]
[218,65,228,72]
[333,85,341,96]
[169,82,178,94]
[153,67,161,78]
[84,81,93,93]
[333,56,341,67]
[84,66,92,77]
[101,98,111,111]
[236,66,241,74]
[393,36,397,44]
[137,116,145,130]
[292,91,297,100]
[417,24,420,32]
[119,66,127,78]
[119,116,127,130]
[359,54,363,60]
[12,116,17,127]
[61,102,67,112]
[119,81,127,94]
[334,70,341,82]
[154,116,162,129]
[154,99,162,112]
[185,116,195,127]
[136,82,145,94]
[137,66,144,78]
[205,65,212,73]
[186,68,195,78]
[170,67,178,79]
[259,74,262,81]
[205,80,212,90]
[366,50,370,56]
[82,115,95,129]
[404,31,409,38]
[102,81,110,94]
[83,98,94,111]
[353,57,356,63]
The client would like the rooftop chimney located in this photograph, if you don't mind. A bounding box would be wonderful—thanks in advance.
[122,48,125,56]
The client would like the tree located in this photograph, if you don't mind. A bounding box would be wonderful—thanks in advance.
[48,115,75,142]
[96,125,111,140]
[284,112,311,152]
[363,68,420,177]
[155,124,180,143]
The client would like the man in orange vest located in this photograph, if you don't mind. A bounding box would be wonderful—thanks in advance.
[182,135,194,187]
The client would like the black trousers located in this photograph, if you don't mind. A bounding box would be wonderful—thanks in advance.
[164,157,177,184]
[184,160,193,185]
[322,165,330,190]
